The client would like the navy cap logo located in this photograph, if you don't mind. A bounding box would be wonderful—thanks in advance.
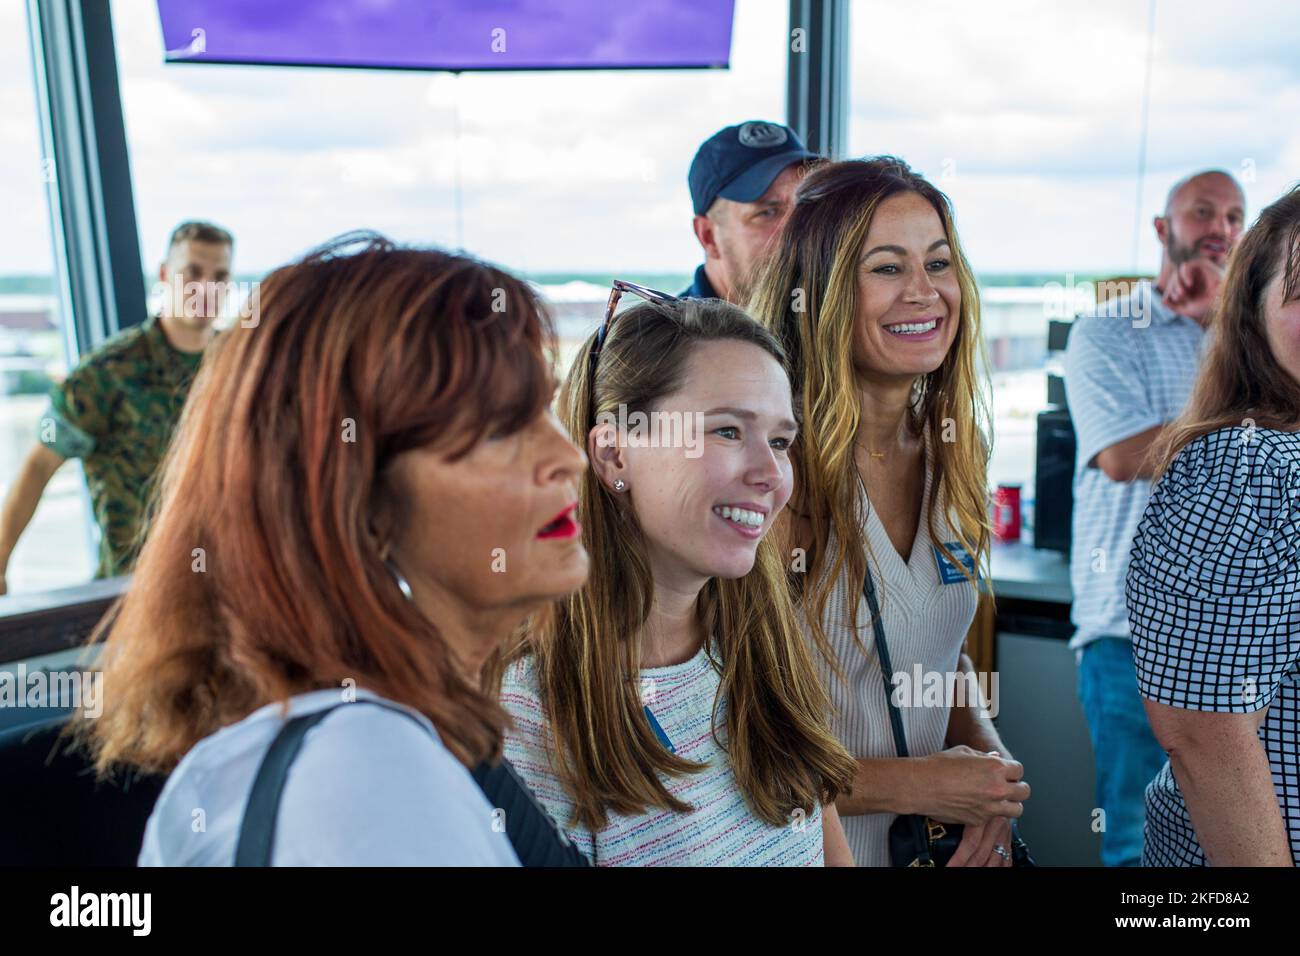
[737,122,788,149]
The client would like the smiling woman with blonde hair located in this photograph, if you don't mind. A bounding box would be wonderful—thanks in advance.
[750,157,1030,866]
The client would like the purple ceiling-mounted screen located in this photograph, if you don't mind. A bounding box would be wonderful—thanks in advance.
[155,0,735,71]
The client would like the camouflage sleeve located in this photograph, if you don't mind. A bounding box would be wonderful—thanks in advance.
[41,362,109,459]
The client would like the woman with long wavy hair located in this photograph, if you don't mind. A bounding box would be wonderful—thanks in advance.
[76,234,590,865]
[494,293,858,865]
[1127,184,1300,866]
[750,157,1030,866]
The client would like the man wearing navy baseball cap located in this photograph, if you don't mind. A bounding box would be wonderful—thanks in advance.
[681,120,819,302]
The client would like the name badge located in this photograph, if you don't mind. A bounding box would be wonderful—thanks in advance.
[933,542,976,585]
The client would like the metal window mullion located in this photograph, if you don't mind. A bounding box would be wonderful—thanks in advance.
[29,0,144,356]
[786,0,849,160]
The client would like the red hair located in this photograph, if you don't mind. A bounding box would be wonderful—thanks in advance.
[80,233,556,774]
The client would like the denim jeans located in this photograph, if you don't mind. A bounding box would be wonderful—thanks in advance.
[1076,636,1167,867]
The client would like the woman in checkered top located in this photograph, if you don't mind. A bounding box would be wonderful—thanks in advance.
[1126,184,1300,866]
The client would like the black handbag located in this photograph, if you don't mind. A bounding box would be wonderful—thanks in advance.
[861,567,1034,867]
[234,699,591,867]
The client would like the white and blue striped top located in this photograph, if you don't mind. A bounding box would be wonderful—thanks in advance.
[500,647,826,866]
[1062,282,1206,650]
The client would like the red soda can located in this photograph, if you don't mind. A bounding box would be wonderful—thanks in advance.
[993,484,1021,542]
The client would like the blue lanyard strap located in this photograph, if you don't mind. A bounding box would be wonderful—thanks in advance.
[643,704,675,754]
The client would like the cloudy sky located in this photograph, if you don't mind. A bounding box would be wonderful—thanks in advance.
[4,0,1299,278]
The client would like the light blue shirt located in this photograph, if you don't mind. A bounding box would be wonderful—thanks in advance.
[139,688,520,866]
[1062,282,1205,651]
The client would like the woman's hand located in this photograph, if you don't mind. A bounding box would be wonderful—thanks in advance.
[910,745,1030,826]
[946,816,1014,867]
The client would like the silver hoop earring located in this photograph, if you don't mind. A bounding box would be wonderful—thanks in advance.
[385,557,414,601]
[613,479,627,492]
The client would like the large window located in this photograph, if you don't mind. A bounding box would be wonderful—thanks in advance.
[847,0,1300,489]
[0,3,95,594]
[111,0,788,372]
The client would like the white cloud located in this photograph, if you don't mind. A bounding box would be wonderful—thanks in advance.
[1,0,1297,278]
[847,0,1300,271]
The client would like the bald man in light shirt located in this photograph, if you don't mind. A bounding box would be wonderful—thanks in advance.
[1063,169,1246,867]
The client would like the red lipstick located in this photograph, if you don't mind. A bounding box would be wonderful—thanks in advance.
[536,503,580,540]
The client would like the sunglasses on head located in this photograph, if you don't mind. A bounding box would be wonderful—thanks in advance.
[586,279,679,422]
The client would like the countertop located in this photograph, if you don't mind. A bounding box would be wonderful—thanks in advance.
[988,538,1072,604]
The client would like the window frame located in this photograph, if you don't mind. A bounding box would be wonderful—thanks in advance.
[1,0,847,655]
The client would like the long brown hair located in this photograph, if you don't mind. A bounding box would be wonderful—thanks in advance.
[78,232,556,775]
[504,298,856,831]
[1154,185,1300,474]
[748,157,992,661]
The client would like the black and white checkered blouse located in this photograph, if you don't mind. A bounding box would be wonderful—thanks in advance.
[1126,425,1300,866]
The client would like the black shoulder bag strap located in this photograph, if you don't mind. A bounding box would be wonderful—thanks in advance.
[470,757,590,867]
[862,565,933,864]
[864,566,1035,867]
[234,700,590,867]
[234,706,336,867]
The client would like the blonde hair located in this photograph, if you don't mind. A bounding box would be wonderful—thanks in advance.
[748,157,993,662]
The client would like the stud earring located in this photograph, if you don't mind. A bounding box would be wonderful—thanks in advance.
[613,479,627,492]
[384,556,414,601]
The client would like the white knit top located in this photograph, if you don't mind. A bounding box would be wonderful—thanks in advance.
[806,431,979,866]
[501,646,826,866]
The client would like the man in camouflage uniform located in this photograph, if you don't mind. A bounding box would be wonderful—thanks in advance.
[0,221,234,591]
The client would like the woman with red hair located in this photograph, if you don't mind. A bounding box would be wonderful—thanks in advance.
[78,233,590,865]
